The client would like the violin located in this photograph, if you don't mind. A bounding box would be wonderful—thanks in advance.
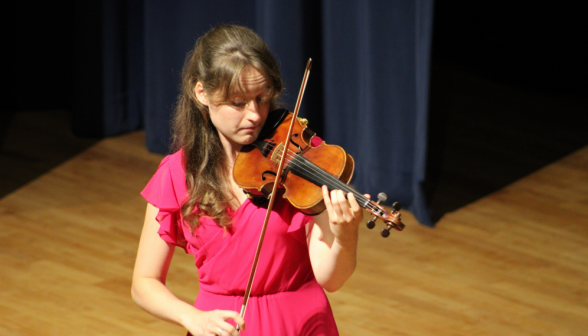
[234,108,405,237]
[232,60,404,329]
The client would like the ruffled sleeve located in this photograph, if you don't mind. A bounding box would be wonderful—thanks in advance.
[140,151,189,252]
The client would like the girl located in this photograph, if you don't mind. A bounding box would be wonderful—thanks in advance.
[132,25,364,336]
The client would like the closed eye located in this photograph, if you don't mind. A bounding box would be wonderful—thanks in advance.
[257,89,272,103]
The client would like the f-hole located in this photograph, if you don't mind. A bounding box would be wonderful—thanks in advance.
[290,133,302,150]
[261,171,277,181]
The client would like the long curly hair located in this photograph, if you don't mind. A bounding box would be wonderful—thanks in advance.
[171,25,283,230]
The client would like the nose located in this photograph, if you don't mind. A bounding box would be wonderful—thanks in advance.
[245,100,262,123]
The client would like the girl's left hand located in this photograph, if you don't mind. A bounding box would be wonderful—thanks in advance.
[321,185,366,246]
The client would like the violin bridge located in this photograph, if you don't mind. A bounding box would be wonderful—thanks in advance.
[271,142,285,165]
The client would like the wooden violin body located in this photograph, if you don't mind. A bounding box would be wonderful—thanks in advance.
[234,109,354,215]
[234,109,404,234]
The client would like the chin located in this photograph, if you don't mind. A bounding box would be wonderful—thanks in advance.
[238,136,257,145]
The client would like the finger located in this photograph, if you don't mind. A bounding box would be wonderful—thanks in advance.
[336,190,351,215]
[209,323,223,336]
[340,192,359,223]
[217,320,240,336]
[330,189,346,207]
[208,319,235,336]
[322,186,334,211]
[330,189,346,219]
[324,188,342,224]
[347,192,361,213]
[348,193,364,223]
[220,310,245,332]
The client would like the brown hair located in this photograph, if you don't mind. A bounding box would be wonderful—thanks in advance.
[171,25,283,230]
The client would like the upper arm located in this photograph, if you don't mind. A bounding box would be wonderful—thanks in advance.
[133,203,175,285]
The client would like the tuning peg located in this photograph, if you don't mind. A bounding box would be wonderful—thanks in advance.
[366,192,388,229]
[381,221,399,237]
[377,192,387,203]
[392,201,401,211]
[381,220,401,237]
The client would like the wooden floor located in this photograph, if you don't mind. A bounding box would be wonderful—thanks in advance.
[1,131,586,336]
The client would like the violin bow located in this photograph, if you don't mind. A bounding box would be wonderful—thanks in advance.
[238,59,313,327]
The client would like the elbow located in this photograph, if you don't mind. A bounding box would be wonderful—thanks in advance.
[316,273,350,293]
[316,265,356,293]
[131,283,140,305]
[131,278,147,306]
[321,282,343,293]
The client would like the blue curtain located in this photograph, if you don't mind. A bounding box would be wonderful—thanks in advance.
[321,1,433,226]
[75,0,434,226]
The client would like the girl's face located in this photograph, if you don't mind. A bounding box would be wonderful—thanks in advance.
[195,67,271,152]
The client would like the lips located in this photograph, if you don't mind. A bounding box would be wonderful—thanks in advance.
[241,125,260,132]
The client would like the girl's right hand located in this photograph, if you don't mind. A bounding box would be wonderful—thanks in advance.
[181,309,245,336]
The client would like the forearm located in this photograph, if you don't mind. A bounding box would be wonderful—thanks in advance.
[131,276,202,327]
[311,226,358,292]
[134,204,245,335]
[309,188,364,292]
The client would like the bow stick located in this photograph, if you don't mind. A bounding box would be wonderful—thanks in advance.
[237,59,313,327]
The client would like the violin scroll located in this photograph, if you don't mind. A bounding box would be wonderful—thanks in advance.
[366,192,387,229]
[365,192,405,238]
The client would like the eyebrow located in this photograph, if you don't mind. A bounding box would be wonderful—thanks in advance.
[229,86,271,96]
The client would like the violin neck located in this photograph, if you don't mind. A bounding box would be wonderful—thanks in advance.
[289,154,370,208]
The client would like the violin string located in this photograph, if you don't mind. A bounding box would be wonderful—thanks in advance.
[263,142,383,214]
[292,155,377,210]
[292,157,382,214]
[273,146,360,197]
[267,144,382,213]
[272,145,344,189]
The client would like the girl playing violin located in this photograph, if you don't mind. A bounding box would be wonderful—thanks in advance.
[132,24,365,336]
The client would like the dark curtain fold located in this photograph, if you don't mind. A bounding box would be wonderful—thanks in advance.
[73,0,434,226]
[73,0,144,138]
[322,0,434,225]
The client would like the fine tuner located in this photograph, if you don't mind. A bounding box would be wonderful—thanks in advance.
[365,192,404,237]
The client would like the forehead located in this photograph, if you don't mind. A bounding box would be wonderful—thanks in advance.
[230,67,269,93]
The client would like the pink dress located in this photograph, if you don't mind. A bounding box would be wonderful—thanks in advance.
[141,150,339,335]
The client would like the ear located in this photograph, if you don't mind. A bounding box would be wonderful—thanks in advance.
[194,82,209,106]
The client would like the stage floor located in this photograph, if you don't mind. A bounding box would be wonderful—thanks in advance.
[1,131,586,335]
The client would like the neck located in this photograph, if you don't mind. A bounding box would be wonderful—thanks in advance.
[223,143,248,207]
[219,135,245,204]
[224,143,240,170]
[218,132,241,167]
